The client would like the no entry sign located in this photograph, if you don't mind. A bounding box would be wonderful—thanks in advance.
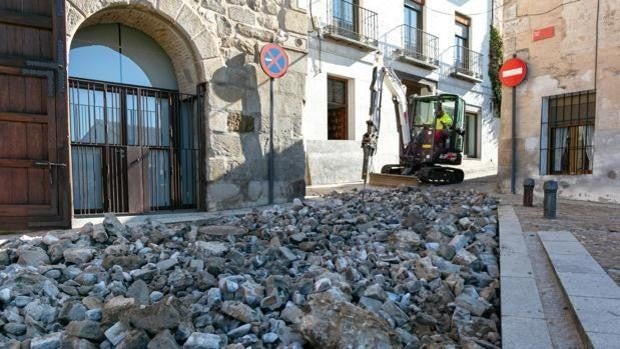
[260,43,289,79]
[499,58,527,87]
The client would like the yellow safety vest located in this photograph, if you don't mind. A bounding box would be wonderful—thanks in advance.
[435,113,453,130]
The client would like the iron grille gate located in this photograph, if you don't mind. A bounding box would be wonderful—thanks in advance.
[69,79,200,215]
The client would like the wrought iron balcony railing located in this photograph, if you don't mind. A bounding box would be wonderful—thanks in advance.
[325,0,378,48]
[398,24,439,67]
[453,45,483,81]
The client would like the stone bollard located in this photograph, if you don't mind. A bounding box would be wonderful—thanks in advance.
[523,178,535,207]
[543,180,558,218]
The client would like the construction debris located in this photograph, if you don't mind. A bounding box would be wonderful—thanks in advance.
[0,187,500,348]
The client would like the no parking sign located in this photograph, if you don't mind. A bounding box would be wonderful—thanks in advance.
[260,43,289,79]
[260,43,289,205]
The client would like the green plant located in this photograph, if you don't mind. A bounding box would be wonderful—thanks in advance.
[489,25,503,117]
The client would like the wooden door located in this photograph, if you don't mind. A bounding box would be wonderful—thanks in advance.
[0,0,70,230]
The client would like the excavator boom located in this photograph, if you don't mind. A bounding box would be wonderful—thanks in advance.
[361,55,410,181]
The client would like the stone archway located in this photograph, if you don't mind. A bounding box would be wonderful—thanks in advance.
[65,0,219,94]
[64,0,221,213]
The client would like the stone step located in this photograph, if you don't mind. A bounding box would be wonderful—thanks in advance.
[499,206,553,349]
[539,231,620,348]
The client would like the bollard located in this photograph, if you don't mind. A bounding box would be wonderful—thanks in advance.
[523,178,535,207]
[543,180,558,218]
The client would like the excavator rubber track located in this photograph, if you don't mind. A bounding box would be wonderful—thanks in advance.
[417,166,464,185]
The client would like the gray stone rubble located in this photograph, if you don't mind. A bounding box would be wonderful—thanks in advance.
[0,187,500,348]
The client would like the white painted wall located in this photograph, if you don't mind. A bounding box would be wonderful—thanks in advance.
[302,0,499,185]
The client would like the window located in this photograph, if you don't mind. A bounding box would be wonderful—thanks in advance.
[69,23,177,90]
[464,112,479,158]
[68,23,200,215]
[542,91,595,175]
[327,77,348,140]
[454,13,470,71]
[404,0,423,57]
[332,0,358,38]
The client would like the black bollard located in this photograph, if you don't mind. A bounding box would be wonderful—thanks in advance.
[523,178,535,207]
[543,180,558,218]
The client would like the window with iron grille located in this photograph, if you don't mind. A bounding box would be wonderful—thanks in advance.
[541,90,595,175]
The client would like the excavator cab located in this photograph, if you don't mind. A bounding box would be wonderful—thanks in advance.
[409,94,465,166]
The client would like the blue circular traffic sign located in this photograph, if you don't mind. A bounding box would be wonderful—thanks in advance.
[260,44,289,78]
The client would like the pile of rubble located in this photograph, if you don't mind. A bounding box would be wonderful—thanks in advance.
[0,187,500,348]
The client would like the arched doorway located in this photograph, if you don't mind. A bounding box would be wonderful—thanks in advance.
[68,23,200,215]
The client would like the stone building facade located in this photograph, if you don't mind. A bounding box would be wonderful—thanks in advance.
[62,0,309,215]
[499,0,620,203]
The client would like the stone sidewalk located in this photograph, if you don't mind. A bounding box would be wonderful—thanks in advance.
[510,197,620,286]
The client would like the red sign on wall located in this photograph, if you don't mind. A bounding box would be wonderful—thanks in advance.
[499,58,527,87]
[533,26,555,41]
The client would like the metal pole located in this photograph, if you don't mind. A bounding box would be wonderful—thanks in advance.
[268,77,275,204]
[511,85,516,194]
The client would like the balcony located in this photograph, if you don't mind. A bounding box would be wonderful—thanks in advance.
[324,0,378,50]
[451,45,483,82]
[394,25,439,69]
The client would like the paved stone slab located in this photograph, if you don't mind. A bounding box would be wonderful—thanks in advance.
[501,315,553,349]
[546,252,607,275]
[540,230,620,348]
[538,230,579,243]
[500,234,529,254]
[569,296,620,335]
[541,240,589,256]
[557,272,620,299]
[588,332,620,349]
[501,276,546,319]
[499,206,552,349]
[500,251,535,278]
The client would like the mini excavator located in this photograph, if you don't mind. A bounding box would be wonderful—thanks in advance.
[361,55,466,185]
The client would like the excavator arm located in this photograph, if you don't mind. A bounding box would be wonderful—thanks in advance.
[361,55,411,181]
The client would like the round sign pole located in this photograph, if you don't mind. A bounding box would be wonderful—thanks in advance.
[269,76,275,204]
[260,44,289,204]
[499,55,527,194]
[511,78,517,195]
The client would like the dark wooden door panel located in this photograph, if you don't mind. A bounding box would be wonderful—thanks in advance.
[0,0,69,230]
[0,0,52,16]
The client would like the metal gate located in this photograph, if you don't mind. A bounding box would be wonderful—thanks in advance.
[69,78,200,215]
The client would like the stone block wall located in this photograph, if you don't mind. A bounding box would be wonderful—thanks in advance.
[65,0,310,211]
[202,1,309,211]
[499,0,620,202]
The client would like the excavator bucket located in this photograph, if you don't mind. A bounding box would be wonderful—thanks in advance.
[368,172,420,187]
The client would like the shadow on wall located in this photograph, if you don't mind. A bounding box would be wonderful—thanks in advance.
[208,53,306,210]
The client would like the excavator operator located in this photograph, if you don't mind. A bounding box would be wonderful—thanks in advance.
[434,104,453,151]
